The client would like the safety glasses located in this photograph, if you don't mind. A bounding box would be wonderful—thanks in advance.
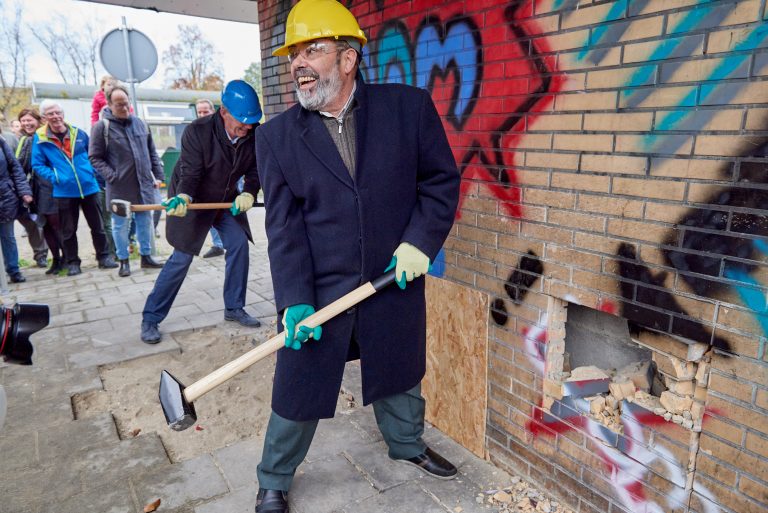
[287,41,342,62]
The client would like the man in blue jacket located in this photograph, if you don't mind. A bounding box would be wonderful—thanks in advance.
[254,1,460,511]
[32,100,118,276]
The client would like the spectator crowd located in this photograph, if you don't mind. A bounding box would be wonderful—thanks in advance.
[0,75,206,282]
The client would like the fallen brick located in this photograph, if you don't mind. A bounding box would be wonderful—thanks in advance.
[616,360,652,391]
[686,342,709,362]
[654,353,696,380]
[569,365,610,380]
[588,395,605,415]
[660,390,693,414]
[609,379,636,401]
[671,357,696,380]
[632,390,663,412]
[666,379,695,396]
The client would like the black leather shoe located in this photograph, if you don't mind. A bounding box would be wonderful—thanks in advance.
[141,321,161,344]
[140,255,164,269]
[225,308,261,327]
[9,273,26,283]
[118,259,131,277]
[35,257,48,268]
[255,489,289,513]
[395,447,457,480]
[46,259,62,275]
[67,263,82,276]
[99,256,119,269]
[203,246,225,258]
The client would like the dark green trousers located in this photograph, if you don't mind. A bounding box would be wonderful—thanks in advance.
[256,384,427,491]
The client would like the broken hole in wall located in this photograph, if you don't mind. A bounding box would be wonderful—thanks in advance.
[542,299,711,433]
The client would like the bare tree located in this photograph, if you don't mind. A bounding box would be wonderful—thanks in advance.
[0,2,29,120]
[164,25,224,90]
[33,15,100,85]
[243,61,263,100]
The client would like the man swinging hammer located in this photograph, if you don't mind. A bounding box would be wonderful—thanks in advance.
[254,1,461,511]
[140,80,263,344]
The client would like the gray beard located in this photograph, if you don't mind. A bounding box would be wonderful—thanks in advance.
[295,65,342,111]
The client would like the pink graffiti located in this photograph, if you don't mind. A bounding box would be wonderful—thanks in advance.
[523,310,722,512]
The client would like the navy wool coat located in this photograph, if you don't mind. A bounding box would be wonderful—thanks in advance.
[256,79,460,421]
[166,112,260,255]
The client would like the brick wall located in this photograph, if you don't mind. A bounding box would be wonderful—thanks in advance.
[258,1,768,512]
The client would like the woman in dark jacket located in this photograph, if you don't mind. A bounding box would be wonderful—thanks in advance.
[0,137,33,283]
[16,108,63,274]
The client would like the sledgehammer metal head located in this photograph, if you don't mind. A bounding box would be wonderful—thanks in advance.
[110,199,133,218]
[159,370,197,431]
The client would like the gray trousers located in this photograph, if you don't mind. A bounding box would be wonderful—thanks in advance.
[17,216,47,261]
[256,384,427,491]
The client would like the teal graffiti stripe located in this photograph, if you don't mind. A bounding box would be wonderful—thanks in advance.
[725,267,768,336]
[623,2,712,93]
[625,65,658,88]
[378,26,413,86]
[666,1,717,35]
[652,23,768,134]
[577,0,628,61]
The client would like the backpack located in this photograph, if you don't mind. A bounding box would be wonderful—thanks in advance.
[101,117,148,149]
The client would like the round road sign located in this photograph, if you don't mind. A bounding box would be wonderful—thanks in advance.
[99,26,158,83]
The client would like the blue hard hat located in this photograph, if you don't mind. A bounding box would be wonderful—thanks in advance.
[221,80,263,124]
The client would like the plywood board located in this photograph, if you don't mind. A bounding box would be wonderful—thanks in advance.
[424,276,488,457]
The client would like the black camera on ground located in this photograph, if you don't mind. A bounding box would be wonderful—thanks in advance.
[0,303,50,365]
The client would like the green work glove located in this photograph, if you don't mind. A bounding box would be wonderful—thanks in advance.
[282,304,322,350]
[162,193,191,217]
[384,242,431,290]
[230,192,255,216]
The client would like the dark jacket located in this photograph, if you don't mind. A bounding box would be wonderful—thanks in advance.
[15,135,56,215]
[0,138,33,223]
[166,111,260,255]
[88,109,164,206]
[256,79,460,421]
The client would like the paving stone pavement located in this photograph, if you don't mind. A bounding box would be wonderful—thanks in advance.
[0,209,516,513]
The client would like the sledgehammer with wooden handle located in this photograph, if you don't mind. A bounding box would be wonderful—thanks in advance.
[159,270,397,431]
[110,199,232,218]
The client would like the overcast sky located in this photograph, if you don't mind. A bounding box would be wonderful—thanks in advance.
[8,0,260,89]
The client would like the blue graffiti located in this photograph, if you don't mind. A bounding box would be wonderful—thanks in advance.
[377,23,413,85]
[415,20,479,127]
[724,265,768,337]
[577,0,629,60]
[428,248,447,278]
[362,17,481,130]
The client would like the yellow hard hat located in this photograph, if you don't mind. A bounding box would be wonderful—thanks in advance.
[273,0,367,57]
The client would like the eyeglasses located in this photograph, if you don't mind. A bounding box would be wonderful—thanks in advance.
[287,41,342,62]
[44,110,63,117]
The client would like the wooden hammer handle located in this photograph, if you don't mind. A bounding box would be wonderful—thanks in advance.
[183,270,397,403]
[131,202,233,212]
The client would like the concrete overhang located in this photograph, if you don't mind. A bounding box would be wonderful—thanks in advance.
[79,0,259,24]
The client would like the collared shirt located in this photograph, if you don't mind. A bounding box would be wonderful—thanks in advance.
[225,130,240,145]
[47,124,72,159]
